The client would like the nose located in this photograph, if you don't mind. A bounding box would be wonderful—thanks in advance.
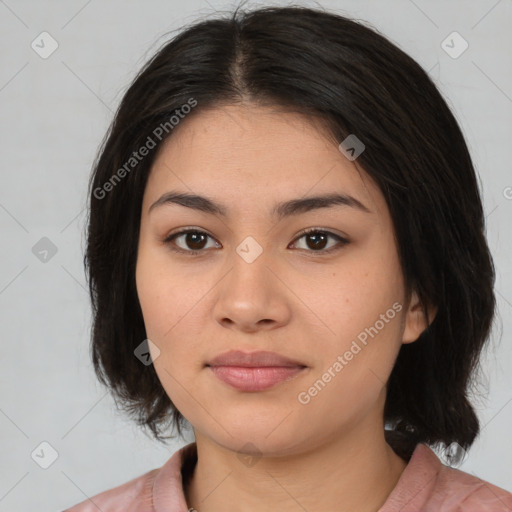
[211,242,291,333]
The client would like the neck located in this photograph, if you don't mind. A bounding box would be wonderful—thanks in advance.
[184,423,407,512]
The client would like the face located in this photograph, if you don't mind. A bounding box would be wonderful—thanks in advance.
[136,103,423,457]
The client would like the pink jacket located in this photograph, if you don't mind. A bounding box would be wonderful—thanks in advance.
[63,442,512,511]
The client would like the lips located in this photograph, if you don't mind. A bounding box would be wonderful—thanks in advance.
[206,350,307,392]
[207,350,306,368]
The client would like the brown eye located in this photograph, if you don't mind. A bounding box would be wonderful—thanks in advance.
[291,229,349,254]
[164,229,219,254]
[164,228,349,256]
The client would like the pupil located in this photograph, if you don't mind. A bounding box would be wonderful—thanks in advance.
[308,233,326,250]
[188,233,206,250]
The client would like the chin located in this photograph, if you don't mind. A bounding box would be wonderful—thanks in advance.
[195,417,315,457]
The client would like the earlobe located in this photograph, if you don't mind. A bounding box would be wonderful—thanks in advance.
[402,290,437,344]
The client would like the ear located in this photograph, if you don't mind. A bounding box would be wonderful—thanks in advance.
[402,290,437,344]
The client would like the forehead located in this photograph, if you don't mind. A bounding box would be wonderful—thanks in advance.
[143,104,385,217]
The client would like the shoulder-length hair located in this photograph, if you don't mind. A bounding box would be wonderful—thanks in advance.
[84,5,495,460]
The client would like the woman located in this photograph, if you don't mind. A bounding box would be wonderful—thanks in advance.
[65,4,512,511]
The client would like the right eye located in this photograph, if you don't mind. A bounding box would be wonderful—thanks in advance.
[163,229,220,255]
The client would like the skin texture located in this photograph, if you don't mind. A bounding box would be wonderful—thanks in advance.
[135,103,433,512]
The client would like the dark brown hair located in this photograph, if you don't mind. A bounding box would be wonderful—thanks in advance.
[84,4,496,461]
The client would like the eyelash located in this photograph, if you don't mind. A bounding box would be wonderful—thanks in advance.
[163,227,349,257]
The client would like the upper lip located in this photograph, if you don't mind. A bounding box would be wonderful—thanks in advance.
[206,350,306,368]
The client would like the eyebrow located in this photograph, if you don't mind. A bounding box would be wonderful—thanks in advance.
[148,190,372,219]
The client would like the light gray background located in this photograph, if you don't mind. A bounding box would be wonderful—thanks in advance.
[0,0,511,510]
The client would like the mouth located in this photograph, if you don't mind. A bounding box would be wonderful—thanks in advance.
[205,350,308,392]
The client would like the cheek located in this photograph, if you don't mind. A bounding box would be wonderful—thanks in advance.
[314,259,403,350]
[295,309,404,432]
[136,261,206,414]
[135,252,210,386]
[301,246,405,398]
[136,245,191,336]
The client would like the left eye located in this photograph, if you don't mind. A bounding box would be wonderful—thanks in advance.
[290,229,348,253]
[164,228,348,255]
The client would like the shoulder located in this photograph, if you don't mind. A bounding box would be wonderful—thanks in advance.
[432,462,512,511]
[381,443,512,512]
[62,443,196,512]
[62,467,159,512]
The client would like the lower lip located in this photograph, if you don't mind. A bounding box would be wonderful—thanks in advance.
[208,365,305,391]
